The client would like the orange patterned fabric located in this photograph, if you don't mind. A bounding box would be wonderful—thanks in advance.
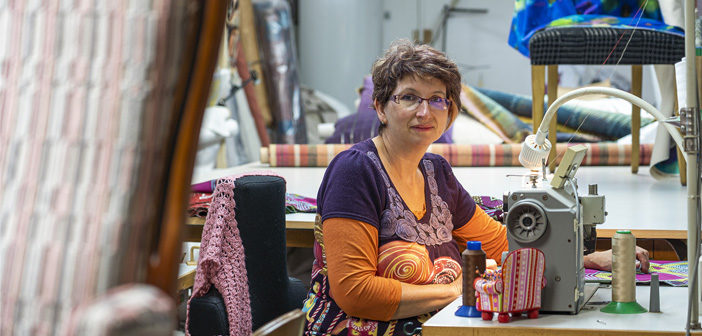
[376,241,462,286]
[377,241,435,285]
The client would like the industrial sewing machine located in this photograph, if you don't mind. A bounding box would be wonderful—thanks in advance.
[503,144,606,314]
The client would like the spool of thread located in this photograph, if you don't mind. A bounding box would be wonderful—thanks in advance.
[455,241,486,317]
[601,230,647,314]
[612,230,637,302]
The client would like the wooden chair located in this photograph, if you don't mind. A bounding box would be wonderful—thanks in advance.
[530,26,685,183]
[252,309,305,336]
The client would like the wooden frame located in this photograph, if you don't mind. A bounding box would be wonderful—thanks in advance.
[147,0,228,295]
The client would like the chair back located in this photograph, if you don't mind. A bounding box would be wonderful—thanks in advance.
[501,248,546,312]
[187,175,309,335]
[0,1,225,333]
[252,309,305,336]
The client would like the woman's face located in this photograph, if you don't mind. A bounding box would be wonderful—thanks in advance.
[376,76,450,149]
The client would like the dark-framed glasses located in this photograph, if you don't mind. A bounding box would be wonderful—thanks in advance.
[391,94,451,111]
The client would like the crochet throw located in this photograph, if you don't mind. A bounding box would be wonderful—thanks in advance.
[186,172,283,336]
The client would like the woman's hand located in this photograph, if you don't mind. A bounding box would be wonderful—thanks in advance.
[583,246,650,273]
[390,273,464,320]
[449,273,463,297]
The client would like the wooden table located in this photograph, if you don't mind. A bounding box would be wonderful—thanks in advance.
[177,263,197,291]
[184,213,316,247]
[180,164,690,290]
[423,286,701,335]
[187,164,690,245]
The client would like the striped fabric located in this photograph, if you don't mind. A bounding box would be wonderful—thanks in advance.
[475,248,546,313]
[0,1,192,334]
[263,143,653,167]
[267,144,352,167]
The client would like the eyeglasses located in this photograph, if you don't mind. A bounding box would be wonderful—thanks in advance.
[391,94,451,111]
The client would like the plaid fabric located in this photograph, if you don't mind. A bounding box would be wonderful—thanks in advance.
[428,143,652,167]
[264,143,653,167]
[268,144,352,166]
[508,0,670,56]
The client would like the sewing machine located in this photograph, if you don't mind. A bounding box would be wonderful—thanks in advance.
[503,144,606,314]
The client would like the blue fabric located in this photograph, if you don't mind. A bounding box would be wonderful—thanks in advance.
[477,87,654,140]
[508,0,675,57]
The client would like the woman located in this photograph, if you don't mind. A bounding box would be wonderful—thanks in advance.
[302,39,504,335]
[302,39,648,336]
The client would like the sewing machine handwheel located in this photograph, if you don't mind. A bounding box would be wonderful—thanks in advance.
[505,200,547,244]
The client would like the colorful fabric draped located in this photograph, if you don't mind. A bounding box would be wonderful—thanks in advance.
[508,0,680,57]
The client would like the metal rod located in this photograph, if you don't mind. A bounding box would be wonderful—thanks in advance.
[685,0,700,328]
[447,8,488,14]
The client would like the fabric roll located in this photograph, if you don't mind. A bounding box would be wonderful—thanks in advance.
[260,143,653,167]
[253,0,307,144]
[477,88,655,140]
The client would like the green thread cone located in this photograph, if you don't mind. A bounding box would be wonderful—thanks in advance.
[600,301,647,314]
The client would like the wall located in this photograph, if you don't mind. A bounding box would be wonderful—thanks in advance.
[298,0,383,117]
[298,0,659,114]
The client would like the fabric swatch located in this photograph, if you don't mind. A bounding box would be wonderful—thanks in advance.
[585,260,687,287]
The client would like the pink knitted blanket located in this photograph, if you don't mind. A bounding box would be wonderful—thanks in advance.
[186,172,284,336]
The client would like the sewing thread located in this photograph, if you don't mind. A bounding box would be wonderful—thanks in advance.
[612,230,637,302]
[462,241,486,307]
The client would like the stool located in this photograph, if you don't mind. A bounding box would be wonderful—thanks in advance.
[529,26,685,183]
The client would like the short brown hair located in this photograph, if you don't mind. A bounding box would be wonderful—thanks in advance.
[371,39,461,132]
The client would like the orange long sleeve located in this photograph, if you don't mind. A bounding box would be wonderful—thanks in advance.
[323,218,402,321]
[452,206,508,263]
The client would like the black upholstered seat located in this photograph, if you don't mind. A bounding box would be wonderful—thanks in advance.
[188,175,309,335]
